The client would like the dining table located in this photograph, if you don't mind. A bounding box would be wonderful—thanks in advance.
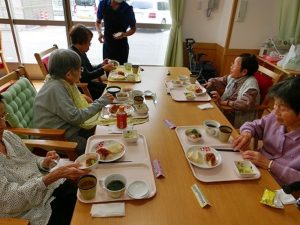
[71,66,299,225]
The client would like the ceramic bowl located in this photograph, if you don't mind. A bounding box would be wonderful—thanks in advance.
[116,92,129,101]
[184,91,195,100]
[106,86,121,96]
[123,130,139,143]
[75,152,99,170]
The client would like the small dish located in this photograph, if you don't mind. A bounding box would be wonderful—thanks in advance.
[185,128,202,143]
[233,160,258,178]
[127,181,149,199]
[108,59,120,67]
[134,103,149,115]
[123,129,139,143]
[116,92,129,101]
[184,91,195,100]
[75,152,99,170]
[186,146,221,169]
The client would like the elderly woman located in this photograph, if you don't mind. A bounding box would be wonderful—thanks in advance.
[33,49,114,155]
[69,24,115,99]
[205,53,260,128]
[0,95,89,225]
[233,77,300,186]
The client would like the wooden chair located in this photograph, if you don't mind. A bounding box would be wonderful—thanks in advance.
[34,44,92,98]
[0,31,10,74]
[0,66,78,160]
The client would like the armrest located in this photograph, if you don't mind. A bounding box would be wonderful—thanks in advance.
[8,128,65,139]
[23,139,78,161]
[0,218,29,225]
[77,82,92,99]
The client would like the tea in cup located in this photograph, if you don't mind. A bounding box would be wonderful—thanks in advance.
[134,95,144,105]
[203,120,220,136]
[101,174,127,198]
[132,65,139,74]
[124,62,132,71]
[190,74,198,84]
[78,174,97,200]
[218,125,233,142]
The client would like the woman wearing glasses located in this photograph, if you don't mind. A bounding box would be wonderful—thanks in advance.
[0,95,90,225]
[33,49,114,156]
[234,77,300,186]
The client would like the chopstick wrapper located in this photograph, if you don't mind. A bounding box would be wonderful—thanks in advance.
[197,103,213,110]
[90,203,125,217]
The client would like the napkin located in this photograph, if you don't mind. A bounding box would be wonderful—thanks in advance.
[90,203,125,217]
[276,189,297,205]
[197,103,214,110]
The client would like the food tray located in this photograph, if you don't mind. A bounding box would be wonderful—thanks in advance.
[175,126,261,182]
[108,66,141,83]
[165,80,211,102]
[101,104,149,119]
[77,134,156,203]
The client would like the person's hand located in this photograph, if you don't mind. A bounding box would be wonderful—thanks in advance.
[42,151,60,169]
[98,33,104,43]
[102,58,109,65]
[102,63,116,72]
[210,91,221,102]
[233,131,252,151]
[241,150,270,170]
[103,93,114,103]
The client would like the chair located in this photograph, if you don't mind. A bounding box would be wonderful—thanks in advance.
[34,44,92,98]
[0,66,77,160]
[0,31,9,74]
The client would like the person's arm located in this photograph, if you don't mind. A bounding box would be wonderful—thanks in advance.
[227,88,259,110]
[269,160,300,185]
[96,0,105,43]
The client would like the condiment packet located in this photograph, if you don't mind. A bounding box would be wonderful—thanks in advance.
[260,188,284,209]
[197,103,214,110]
[276,189,296,205]
[191,184,210,208]
[152,159,165,178]
[164,119,176,129]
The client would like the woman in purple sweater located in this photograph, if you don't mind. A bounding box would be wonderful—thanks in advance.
[233,77,300,186]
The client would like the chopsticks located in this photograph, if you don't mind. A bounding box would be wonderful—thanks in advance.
[98,160,133,164]
[215,148,238,152]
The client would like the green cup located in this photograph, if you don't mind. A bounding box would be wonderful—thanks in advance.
[78,174,97,200]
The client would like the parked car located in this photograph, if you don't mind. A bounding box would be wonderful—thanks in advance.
[73,0,99,20]
[130,0,171,26]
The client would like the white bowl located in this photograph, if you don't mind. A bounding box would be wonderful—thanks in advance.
[179,75,189,82]
[185,128,202,143]
[75,152,99,170]
[123,130,139,143]
[233,160,258,178]
[116,92,129,101]
[184,91,195,100]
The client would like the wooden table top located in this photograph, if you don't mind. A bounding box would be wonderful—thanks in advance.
[71,66,299,225]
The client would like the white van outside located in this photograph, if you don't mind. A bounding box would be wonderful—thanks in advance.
[73,0,100,20]
[129,0,171,25]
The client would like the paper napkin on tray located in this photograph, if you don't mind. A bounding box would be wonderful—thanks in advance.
[90,203,125,217]
[197,103,214,110]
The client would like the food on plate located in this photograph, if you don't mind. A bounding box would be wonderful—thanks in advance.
[85,158,97,167]
[75,153,99,169]
[205,152,217,167]
[117,71,125,76]
[195,86,203,94]
[96,141,124,160]
[187,150,203,164]
[185,128,201,142]
[109,104,121,114]
[184,91,195,100]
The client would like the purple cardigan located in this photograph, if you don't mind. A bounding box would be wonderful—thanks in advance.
[240,112,300,186]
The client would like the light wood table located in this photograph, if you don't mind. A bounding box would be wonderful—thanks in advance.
[0,218,29,225]
[71,66,299,225]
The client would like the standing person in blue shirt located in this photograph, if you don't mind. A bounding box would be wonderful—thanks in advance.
[95,0,136,65]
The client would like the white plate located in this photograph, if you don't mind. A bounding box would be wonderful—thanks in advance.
[186,146,222,169]
[127,181,149,199]
[185,84,207,96]
[109,71,127,80]
[107,104,134,117]
[93,140,125,162]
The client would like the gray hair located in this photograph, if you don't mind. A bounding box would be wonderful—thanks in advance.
[48,49,81,79]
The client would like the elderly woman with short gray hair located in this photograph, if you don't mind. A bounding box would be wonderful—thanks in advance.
[33,49,114,155]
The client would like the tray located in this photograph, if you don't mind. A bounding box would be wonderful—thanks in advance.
[175,126,261,182]
[165,80,211,102]
[77,134,156,203]
[108,66,141,83]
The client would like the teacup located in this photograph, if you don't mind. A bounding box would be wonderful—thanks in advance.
[132,90,144,98]
[134,95,144,105]
[190,74,198,84]
[203,120,220,136]
[100,174,127,199]
[218,125,233,142]
[78,174,97,200]
[132,65,139,74]
[124,62,132,71]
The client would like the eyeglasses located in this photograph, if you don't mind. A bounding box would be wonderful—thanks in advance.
[80,67,84,72]
[0,113,8,122]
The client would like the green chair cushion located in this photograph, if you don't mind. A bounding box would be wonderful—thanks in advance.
[2,77,36,128]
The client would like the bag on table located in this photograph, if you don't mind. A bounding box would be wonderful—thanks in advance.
[277,44,300,71]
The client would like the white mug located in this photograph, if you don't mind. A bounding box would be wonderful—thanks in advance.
[203,120,220,136]
[100,174,127,199]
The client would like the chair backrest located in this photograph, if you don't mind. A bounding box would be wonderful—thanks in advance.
[254,65,281,117]
[0,31,10,74]
[0,66,36,129]
[34,44,58,77]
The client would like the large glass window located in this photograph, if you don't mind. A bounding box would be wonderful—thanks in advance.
[0,0,8,18]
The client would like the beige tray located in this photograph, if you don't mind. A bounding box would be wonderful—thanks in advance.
[175,126,261,182]
[165,80,211,102]
[108,66,141,83]
[77,134,156,203]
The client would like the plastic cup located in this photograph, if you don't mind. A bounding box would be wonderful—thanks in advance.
[78,174,97,200]
[218,125,233,142]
